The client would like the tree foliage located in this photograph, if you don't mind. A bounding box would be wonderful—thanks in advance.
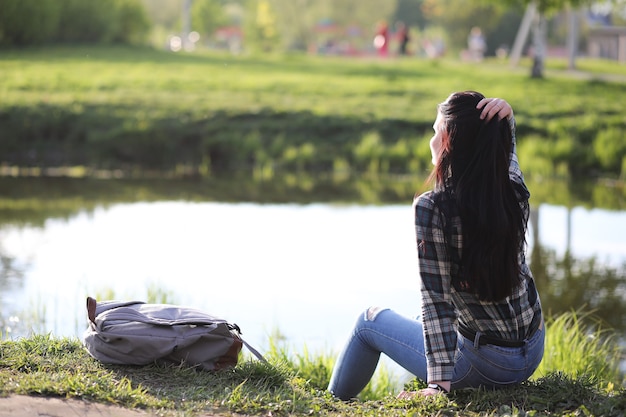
[112,0,152,44]
[241,0,398,52]
[192,0,230,39]
[495,0,593,14]
[392,0,428,30]
[54,0,118,43]
[0,0,150,47]
[141,0,186,31]
[422,0,510,50]
[0,0,62,45]
[241,0,280,52]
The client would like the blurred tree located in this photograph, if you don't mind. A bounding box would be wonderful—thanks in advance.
[0,0,149,46]
[141,0,185,31]
[192,0,230,42]
[68,0,148,44]
[264,0,318,51]
[485,8,525,56]
[482,0,598,78]
[392,0,428,31]
[242,0,279,52]
[422,0,508,55]
[0,0,62,46]
[260,0,397,53]
[54,0,117,43]
[111,0,150,45]
[323,0,397,50]
[611,2,626,24]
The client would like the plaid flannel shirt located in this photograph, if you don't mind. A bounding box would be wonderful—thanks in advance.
[413,116,542,382]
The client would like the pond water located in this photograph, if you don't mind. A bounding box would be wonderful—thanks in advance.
[1,177,625,381]
[2,202,422,349]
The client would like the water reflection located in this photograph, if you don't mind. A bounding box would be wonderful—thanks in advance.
[530,205,626,333]
[0,248,27,334]
[534,247,626,331]
[0,176,625,345]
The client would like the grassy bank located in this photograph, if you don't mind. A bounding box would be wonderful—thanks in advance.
[1,312,624,416]
[1,46,625,178]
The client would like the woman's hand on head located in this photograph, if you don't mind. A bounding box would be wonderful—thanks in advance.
[477,98,513,121]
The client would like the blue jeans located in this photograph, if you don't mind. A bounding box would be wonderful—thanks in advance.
[327,307,545,400]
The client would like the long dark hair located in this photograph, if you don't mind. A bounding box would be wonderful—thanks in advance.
[429,91,525,301]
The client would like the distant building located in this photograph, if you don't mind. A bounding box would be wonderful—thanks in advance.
[587,26,626,63]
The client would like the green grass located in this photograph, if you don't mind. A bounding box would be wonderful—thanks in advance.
[536,312,623,385]
[0,45,625,178]
[1,312,624,416]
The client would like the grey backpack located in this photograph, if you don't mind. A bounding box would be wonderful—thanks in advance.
[82,297,264,371]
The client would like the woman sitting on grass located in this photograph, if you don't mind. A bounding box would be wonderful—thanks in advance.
[328,91,544,399]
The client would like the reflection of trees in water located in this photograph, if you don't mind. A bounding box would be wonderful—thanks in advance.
[530,206,626,334]
[0,250,24,292]
[0,246,30,337]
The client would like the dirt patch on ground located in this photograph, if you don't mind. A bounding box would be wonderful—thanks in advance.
[0,395,228,417]
[0,395,234,417]
[0,395,151,417]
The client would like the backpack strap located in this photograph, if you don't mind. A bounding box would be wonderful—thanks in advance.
[87,296,97,323]
[229,321,266,362]
[241,339,267,363]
